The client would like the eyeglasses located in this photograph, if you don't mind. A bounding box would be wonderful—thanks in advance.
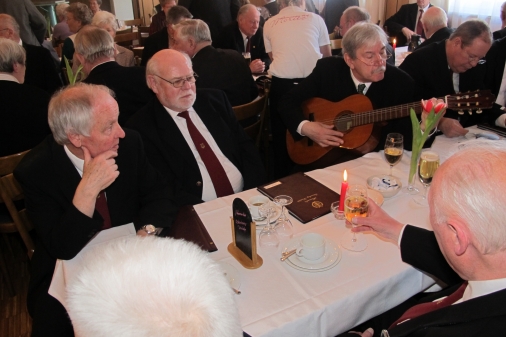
[356,52,392,66]
[153,73,198,88]
[463,48,486,65]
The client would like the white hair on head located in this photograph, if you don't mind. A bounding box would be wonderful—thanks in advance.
[430,142,506,254]
[67,236,243,337]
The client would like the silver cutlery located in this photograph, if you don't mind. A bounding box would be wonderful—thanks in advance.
[280,249,296,261]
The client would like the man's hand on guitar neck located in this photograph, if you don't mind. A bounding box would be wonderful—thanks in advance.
[300,122,344,147]
[438,117,468,138]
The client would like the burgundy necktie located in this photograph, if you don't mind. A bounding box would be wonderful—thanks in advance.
[178,110,234,197]
[416,9,425,37]
[246,37,251,53]
[95,191,112,230]
[389,281,468,329]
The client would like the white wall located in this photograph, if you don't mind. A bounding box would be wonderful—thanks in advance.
[112,0,134,21]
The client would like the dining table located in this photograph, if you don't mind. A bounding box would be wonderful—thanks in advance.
[192,126,506,337]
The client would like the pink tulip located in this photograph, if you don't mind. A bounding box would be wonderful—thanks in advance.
[421,98,446,114]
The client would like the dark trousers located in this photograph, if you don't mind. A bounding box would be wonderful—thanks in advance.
[30,291,74,337]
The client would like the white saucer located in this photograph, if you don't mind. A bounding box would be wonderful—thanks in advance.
[281,237,341,272]
[218,262,241,290]
[254,204,282,227]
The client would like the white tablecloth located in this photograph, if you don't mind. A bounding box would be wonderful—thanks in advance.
[194,127,505,337]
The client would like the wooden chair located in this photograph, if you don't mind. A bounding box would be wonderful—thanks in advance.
[138,26,151,46]
[124,18,143,32]
[114,31,140,49]
[233,94,268,148]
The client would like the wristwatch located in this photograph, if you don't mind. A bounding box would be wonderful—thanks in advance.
[141,224,157,235]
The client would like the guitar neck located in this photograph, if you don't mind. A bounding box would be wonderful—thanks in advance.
[352,102,422,127]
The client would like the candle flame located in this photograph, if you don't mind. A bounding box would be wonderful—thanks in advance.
[343,170,347,181]
[393,38,396,44]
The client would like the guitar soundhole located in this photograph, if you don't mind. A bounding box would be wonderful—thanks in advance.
[334,111,354,133]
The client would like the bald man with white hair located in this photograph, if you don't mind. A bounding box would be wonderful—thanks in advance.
[417,6,453,49]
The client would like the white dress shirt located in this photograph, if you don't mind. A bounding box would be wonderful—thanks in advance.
[0,73,20,83]
[165,106,244,202]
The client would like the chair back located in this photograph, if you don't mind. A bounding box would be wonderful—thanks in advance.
[0,151,28,177]
[232,92,269,148]
[114,31,140,49]
[124,18,143,32]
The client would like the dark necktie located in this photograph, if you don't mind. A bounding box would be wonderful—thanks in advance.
[245,37,251,53]
[357,84,366,95]
[416,9,424,37]
[389,281,468,329]
[95,191,112,230]
[178,110,234,197]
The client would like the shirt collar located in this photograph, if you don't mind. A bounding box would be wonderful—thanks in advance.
[420,4,430,11]
[90,59,115,72]
[349,68,372,94]
[461,278,506,302]
[64,144,84,177]
[164,106,196,119]
[0,73,20,83]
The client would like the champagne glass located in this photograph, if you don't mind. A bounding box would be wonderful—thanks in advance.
[340,185,368,252]
[384,133,403,177]
[414,150,439,207]
[273,195,293,242]
[258,202,279,248]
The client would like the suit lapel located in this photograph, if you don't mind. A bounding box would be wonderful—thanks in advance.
[234,23,245,53]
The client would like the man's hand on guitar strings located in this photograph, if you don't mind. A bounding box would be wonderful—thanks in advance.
[438,117,468,138]
[301,122,344,147]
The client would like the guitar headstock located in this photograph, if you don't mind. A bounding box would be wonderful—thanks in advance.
[446,90,496,115]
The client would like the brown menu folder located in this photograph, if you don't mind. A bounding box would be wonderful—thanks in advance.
[257,172,340,223]
[159,205,218,252]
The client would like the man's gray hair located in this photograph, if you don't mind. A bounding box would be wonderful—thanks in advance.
[91,11,118,31]
[74,26,115,64]
[449,19,491,47]
[55,3,70,19]
[145,50,193,89]
[0,14,20,35]
[237,4,257,18]
[173,19,212,44]
[421,7,447,30]
[0,38,26,72]
[67,236,242,337]
[166,6,193,25]
[342,22,388,59]
[48,83,114,145]
[430,144,506,254]
[342,6,370,24]
[66,2,93,26]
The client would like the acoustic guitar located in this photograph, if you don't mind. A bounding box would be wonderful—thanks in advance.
[286,90,495,165]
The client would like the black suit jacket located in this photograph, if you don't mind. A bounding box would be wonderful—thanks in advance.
[0,81,51,157]
[83,61,154,126]
[215,21,271,70]
[140,28,169,66]
[385,3,433,46]
[278,56,415,151]
[417,27,454,49]
[126,89,266,207]
[493,27,506,40]
[178,0,241,42]
[264,1,279,17]
[484,36,506,123]
[23,42,62,95]
[192,45,258,106]
[323,0,359,34]
[14,130,176,318]
[399,40,488,126]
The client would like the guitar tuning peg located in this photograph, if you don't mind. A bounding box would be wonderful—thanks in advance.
[476,109,483,114]
[458,110,464,115]
[468,109,473,115]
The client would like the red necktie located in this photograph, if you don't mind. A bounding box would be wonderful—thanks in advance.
[246,37,251,53]
[95,191,112,230]
[178,110,234,197]
[416,9,424,37]
[389,281,468,329]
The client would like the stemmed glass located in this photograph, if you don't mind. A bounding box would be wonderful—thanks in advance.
[414,150,439,206]
[384,133,403,177]
[258,202,279,248]
[273,195,293,242]
[341,185,368,252]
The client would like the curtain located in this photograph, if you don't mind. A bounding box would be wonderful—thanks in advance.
[360,0,386,26]
[447,0,503,31]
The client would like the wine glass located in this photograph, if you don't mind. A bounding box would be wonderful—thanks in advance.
[384,133,403,177]
[258,202,279,248]
[273,195,293,242]
[341,185,368,252]
[414,150,439,206]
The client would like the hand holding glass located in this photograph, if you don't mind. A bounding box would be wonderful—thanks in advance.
[341,185,368,252]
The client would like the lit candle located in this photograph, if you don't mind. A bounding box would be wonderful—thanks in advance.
[393,38,397,50]
[338,170,348,212]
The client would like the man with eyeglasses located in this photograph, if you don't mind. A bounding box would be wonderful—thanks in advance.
[278,23,415,169]
[399,19,492,135]
[127,49,265,207]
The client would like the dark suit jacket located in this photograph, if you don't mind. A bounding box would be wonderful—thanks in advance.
[0,81,51,157]
[23,42,62,95]
[215,21,271,70]
[417,27,454,49]
[385,3,433,46]
[0,0,46,46]
[140,28,169,66]
[493,27,506,40]
[83,61,154,126]
[126,89,266,207]
[399,40,488,126]
[264,1,279,17]
[323,0,359,34]
[192,45,258,106]
[484,36,506,123]
[178,0,241,41]
[14,130,176,320]
[278,56,415,151]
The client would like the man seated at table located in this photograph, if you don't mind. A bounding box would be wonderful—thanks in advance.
[170,19,258,107]
[341,145,506,337]
[14,83,177,337]
[399,19,492,136]
[278,23,415,169]
[149,0,177,35]
[215,4,270,74]
[75,26,154,126]
[141,6,193,66]
[385,0,432,46]
[417,6,454,49]
[127,49,265,207]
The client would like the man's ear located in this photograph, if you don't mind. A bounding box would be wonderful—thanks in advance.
[146,75,159,94]
[447,219,470,256]
[75,53,86,67]
[67,132,82,148]
[343,53,355,70]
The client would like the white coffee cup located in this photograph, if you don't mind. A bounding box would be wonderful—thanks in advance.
[296,233,326,261]
[248,195,270,219]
